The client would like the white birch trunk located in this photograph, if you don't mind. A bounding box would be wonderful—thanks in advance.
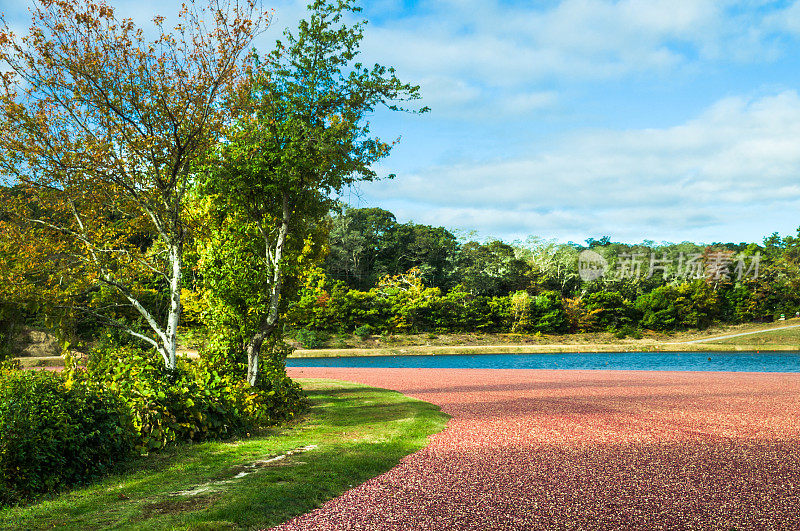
[163,243,182,370]
[246,193,290,386]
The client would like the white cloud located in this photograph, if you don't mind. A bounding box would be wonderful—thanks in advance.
[416,76,482,110]
[499,91,559,114]
[7,0,800,243]
[355,91,800,242]
[360,0,791,89]
[350,0,800,122]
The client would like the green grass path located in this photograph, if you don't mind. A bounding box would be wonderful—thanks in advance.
[0,379,449,530]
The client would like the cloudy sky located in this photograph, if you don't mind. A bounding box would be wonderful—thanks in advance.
[5,0,800,244]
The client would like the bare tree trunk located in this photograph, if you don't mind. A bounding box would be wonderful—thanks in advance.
[163,242,182,370]
[246,193,291,386]
[245,325,271,386]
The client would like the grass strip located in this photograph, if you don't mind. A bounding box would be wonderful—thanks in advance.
[0,378,449,530]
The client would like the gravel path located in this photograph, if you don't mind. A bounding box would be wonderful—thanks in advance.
[274,368,800,530]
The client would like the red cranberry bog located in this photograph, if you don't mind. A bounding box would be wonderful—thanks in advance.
[276,367,800,529]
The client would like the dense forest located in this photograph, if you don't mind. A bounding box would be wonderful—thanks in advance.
[284,206,800,339]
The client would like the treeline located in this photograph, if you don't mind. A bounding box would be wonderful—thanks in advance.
[286,207,800,336]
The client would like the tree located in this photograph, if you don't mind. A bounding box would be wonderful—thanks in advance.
[455,240,532,296]
[198,0,426,385]
[378,223,459,290]
[0,0,266,369]
[514,237,581,295]
[325,207,398,289]
[325,207,458,291]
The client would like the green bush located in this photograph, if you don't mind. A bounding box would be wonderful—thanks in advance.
[583,291,639,332]
[635,282,720,331]
[199,338,306,425]
[70,345,305,455]
[531,291,569,333]
[353,324,373,340]
[0,369,133,505]
[613,326,643,339]
[294,328,324,349]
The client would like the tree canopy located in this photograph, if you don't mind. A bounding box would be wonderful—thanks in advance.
[197,0,427,385]
[0,0,266,368]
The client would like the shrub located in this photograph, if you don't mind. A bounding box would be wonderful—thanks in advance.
[613,326,642,339]
[583,291,639,332]
[247,345,306,425]
[635,282,720,331]
[0,369,133,505]
[295,328,324,349]
[531,291,569,333]
[507,291,568,334]
[353,324,373,340]
[70,344,305,455]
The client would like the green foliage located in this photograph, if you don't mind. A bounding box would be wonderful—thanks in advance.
[432,291,506,332]
[66,345,305,455]
[0,380,448,530]
[531,291,569,333]
[312,212,800,334]
[0,300,21,362]
[510,290,532,332]
[0,0,266,371]
[506,290,567,333]
[0,358,20,372]
[287,271,566,335]
[583,291,640,332]
[0,369,133,505]
[613,326,643,339]
[199,338,306,422]
[295,328,324,349]
[455,240,532,296]
[353,324,373,340]
[635,282,721,331]
[194,0,427,385]
[326,207,459,291]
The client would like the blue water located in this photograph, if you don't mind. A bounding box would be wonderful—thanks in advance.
[286,351,800,372]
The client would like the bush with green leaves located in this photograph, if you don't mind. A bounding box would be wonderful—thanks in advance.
[635,281,721,331]
[67,345,305,455]
[0,368,133,505]
[353,324,373,340]
[294,328,324,349]
[583,291,640,332]
[199,336,306,424]
[613,326,643,339]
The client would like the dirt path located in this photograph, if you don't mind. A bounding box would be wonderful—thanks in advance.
[274,368,800,530]
[675,323,800,344]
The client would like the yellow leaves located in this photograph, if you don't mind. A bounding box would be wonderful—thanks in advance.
[510,290,532,333]
[378,267,425,294]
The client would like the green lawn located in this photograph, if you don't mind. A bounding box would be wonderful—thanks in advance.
[707,327,800,349]
[0,379,449,530]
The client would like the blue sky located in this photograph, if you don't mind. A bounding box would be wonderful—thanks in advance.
[5,0,800,244]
